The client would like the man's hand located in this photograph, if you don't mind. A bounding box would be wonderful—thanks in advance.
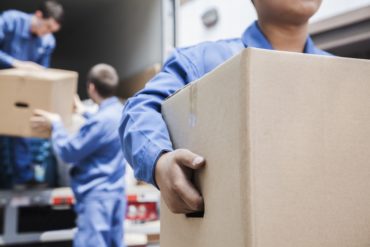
[12,60,44,70]
[30,109,61,133]
[155,149,206,214]
[73,94,86,115]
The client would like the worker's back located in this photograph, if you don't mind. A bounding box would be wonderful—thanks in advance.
[68,97,125,200]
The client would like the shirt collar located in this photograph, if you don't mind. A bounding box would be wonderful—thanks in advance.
[20,14,33,39]
[241,21,274,50]
[241,20,318,54]
[303,36,318,54]
[99,96,119,111]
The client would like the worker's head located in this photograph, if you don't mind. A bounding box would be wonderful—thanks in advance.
[86,64,119,103]
[31,0,64,37]
[252,0,322,25]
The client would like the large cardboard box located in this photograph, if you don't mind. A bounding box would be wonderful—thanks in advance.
[161,48,370,247]
[0,69,78,138]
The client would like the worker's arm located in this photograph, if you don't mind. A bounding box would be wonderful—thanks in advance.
[37,48,52,68]
[0,11,16,68]
[37,40,55,68]
[119,49,205,213]
[0,12,44,69]
[73,94,94,119]
[51,118,104,164]
[31,108,105,164]
[120,49,193,184]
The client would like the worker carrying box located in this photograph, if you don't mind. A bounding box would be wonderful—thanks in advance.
[0,68,77,189]
[0,1,65,187]
[119,0,370,246]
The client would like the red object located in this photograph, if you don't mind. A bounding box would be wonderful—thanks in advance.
[126,201,158,222]
[127,194,138,203]
[52,196,74,205]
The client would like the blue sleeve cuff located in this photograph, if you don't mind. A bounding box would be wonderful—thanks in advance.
[82,111,93,119]
[51,120,64,132]
[134,139,173,187]
[6,56,14,67]
[152,149,171,189]
[0,54,15,68]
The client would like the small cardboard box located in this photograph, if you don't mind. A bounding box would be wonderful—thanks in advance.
[161,48,370,247]
[0,69,78,138]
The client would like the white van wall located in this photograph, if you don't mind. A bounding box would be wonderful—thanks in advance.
[178,0,370,47]
[178,0,256,47]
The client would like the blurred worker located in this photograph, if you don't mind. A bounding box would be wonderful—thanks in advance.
[0,0,64,187]
[0,0,63,69]
[31,64,126,247]
[120,0,331,214]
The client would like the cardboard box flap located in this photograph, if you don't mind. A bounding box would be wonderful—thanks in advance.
[0,68,77,81]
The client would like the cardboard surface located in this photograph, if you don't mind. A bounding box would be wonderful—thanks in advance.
[161,48,370,247]
[0,69,78,138]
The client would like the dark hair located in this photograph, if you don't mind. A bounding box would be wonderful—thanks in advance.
[87,64,119,98]
[38,0,64,24]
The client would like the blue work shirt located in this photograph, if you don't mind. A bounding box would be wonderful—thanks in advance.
[52,97,126,200]
[0,10,55,68]
[119,21,331,186]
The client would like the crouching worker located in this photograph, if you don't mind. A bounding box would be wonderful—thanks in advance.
[31,64,126,247]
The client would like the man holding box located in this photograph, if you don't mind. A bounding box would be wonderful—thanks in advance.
[31,64,126,247]
[0,0,64,187]
[120,0,331,214]
[0,0,63,69]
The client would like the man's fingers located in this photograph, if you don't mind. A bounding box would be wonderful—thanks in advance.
[30,116,45,122]
[174,149,205,170]
[172,165,204,211]
[175,197,200,214]
[155,150,206,214]
[174,178,204,211]
[28,62,44,70]
[33,109,48,117]
[173,149,205,211]
[30,116,50,132]
[30,116,45,126]
[74,94,81,102]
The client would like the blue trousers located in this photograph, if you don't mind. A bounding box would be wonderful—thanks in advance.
[74,196,126,247]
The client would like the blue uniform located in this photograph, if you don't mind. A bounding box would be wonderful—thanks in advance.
[0,10,56,185]
[51,97,126,247]
[0,10,55,68]
[119,21,331,186]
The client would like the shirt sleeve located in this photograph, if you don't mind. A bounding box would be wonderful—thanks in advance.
[38,42,55,68]
[82,111,94,119]
[119,49,199,186]
[51,118,105,164]
[0,12,15,68]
